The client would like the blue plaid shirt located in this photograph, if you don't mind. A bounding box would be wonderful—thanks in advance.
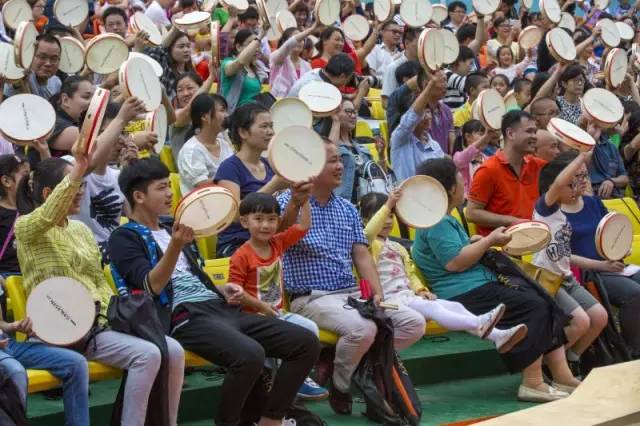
[277,191,368,295]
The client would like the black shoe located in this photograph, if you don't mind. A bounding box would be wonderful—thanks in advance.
[329,383,352,415]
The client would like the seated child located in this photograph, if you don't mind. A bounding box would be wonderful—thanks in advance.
[533,151,609,374]
[229,191,328,400]
[452,119,499,196]
[359,190,528,354]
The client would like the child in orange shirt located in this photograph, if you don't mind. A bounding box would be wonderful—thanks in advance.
[229,191,328,400]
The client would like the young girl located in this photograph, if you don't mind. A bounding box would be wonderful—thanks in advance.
[15,141,185,425]
[360,190,528,354]
[491,46,534,84]
[452,120,497,196]
[490,74,510,97]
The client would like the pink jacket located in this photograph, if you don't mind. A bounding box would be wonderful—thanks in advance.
[453,144,488,196]
[269,37,312,98]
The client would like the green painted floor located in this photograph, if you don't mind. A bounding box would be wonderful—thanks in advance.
[182,374,537,426]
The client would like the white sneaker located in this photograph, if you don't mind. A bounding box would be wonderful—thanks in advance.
[495,324,528,354]
[518,384,569,403]
[282,418,297,426]
[476,303,505,339]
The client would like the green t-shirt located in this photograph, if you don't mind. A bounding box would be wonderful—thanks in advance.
[212,7,229,26]
[412,215,496,299]
[220,57,262,107]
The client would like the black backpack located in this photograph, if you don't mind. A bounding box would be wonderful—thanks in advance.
[580,270,632,376]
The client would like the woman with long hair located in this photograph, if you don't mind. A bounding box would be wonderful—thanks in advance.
[269,23,317,97]
[145,28,196,101]
[310,26,378,77]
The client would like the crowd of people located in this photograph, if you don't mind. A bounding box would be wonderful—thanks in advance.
[0,0,637,424]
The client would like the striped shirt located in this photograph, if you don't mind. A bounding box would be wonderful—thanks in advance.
[444,70,466,110]
[15,175,113,316]
[150,228,219,309]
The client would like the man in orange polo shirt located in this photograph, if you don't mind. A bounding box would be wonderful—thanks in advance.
[467,110,547,236]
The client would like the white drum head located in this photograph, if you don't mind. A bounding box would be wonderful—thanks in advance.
[121,57,162,111]
[176,186,238,237]
[85,34,129,74]
[298,81,341,115]
[472,0,500,16]
[0,94,55,145]
[146,104,167,153]
[441,29,460,65]
[27,277,96,346]
[129,51,163,78]
[478,88,506,131]
[343,15,370,42]
[504,90,518,110]
[503,221,551,256]
[268,126,327,182]
[373,0,394,22]
[0,42,25,82]
[605,48,627,89]
[14,21,36,70]
[132,12,163,46]
[59,36,85,74]
[546,27,576,63]
[202,0,218,12]
[616,21,634,41]
[594,0,609,9]
[2,0,31,30]
[54,0,89,27]
[596,212,632,261]
[266,0,288,25]
[174,11,210,27]
[222,0,249,12]
[276,10,298,33]
[518,25,542,50]
[558,12,575,32]
[431,4,448,24]
[315,0,340,25]
[582,88,623,125]
[547,117,595,152]
[400,0,432,28]
[396,175,448,229]
[79,88,110,155]
[597,19,620,48]
[540,0,561,24]
[270,98,313,133]
[419,28,444,71]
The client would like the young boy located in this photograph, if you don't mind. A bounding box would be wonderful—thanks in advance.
[444,46,476,110]
[229,192,329,400]
[533,151,608,380]
[453,72,490,128]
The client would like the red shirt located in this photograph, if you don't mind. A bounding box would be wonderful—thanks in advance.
[229,225,307,313]
[468,151,547,236]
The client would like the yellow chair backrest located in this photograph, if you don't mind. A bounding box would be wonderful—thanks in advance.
[355,121,373,138]
[4,276,26,341]
[379,120,389,144]
[370,101,385,120]
[204,257,231,286]
[367,88,381,100]
[364,143,379,162]
[103,265,118,296]
[196,236,217,261]
[169,173,182,214]
[209,82,218,94]
[261,84,270,93]
[463,207,478,237]
[160,146,177,173]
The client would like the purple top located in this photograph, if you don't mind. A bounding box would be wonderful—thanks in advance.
[429,102,454,154]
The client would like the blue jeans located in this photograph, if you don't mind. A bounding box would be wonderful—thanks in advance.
[1,339,89,426]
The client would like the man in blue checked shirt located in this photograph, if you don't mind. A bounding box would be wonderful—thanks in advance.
[277,138,425,416]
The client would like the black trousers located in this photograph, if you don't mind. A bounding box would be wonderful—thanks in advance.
[171,299,320,426]
[452,280,568,373]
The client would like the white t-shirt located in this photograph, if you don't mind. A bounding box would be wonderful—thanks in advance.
[382,54,408,99]
[366,44,401,80]
[532,196,573,276]
[145,1,170,27]
[71,166,125,243]
[177,134,234,194]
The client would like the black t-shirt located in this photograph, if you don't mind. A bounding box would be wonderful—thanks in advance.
[0,206,19,274]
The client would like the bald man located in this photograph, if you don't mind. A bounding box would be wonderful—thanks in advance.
[535,130,560,162]
[530,97,560,130]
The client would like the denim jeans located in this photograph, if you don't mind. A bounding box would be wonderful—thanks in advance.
[2,339,89,426]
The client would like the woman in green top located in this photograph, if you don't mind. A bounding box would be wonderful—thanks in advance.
[14,141,185,425]
[221,27,267,112]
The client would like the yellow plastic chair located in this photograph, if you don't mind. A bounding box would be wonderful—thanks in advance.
[4,276,121,392]
[169,173,182,214]
[367,87,381,100]
[370,101,385,120]
[196,236,217,261]
[463,207,478,237]
[261,84,271,93]
[603,198,640,235]
[379,120,389,144]
[364,143,379,162]
[160,146,177,173]
[208,82,218,94]
[355,121,374,138]
[204,257,231,285]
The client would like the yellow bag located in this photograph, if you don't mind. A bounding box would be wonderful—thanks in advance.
[511,258,564,296]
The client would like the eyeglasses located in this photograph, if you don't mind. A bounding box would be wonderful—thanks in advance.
[533,110,560,117]
[343,109,357,116]
[34,53,60,64]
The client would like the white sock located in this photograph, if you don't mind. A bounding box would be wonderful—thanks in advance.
[486,328,509,343]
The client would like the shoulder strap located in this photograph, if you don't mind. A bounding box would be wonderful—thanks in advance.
[226,68,247,112]
[111,222,169,305]
[0,212,18,263]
